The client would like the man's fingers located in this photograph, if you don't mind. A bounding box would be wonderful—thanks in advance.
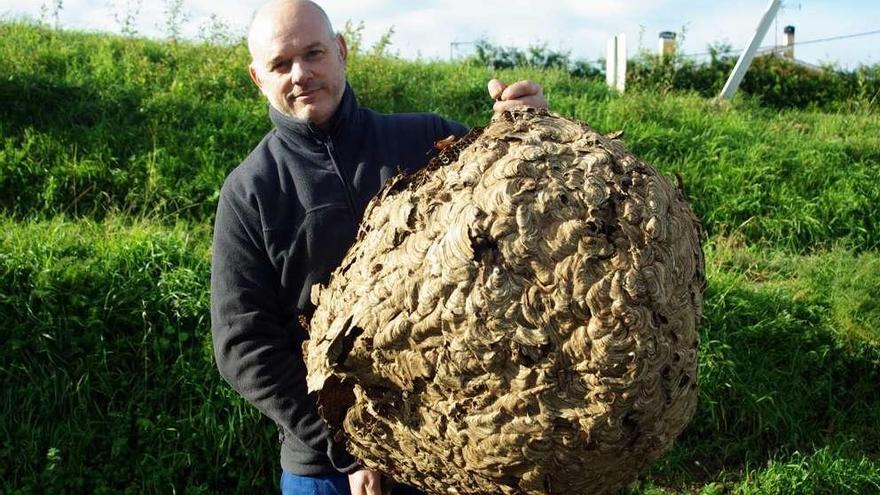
[492,99,525,113]
[489,79,548,112]
[366,481,381,495]
[365,474,382,495]
[500,80,541,101]
[349,469,382,495]
[487,79,507,100]
[492,95,546,113]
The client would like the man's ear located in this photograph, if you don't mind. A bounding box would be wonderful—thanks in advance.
[248,63,263,91]
[336,34,348,64]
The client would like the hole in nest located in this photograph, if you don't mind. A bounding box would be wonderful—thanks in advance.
[679,373,691,389]
[515,342,551,366]
[469,230,500,264]
[622,412,638,431]
[585,221,599,236]
[317,375,355,432]
[652,312,668,327]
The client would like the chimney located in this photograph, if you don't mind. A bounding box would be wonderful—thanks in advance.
[658,31,676,58]
[783,25,795,59]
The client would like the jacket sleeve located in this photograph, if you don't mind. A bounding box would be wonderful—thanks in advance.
[210,186,360,473]
[439,116,469,141]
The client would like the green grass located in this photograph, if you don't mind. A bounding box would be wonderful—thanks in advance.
[3,219,877,493]
[644,237,880,492]
[734,446,880,494]
[0,217,274,493]
[634,446,880,494]
[2,21,880,251]
[2,20,879,494]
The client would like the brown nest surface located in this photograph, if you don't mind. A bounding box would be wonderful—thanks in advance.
[304,108,705,495]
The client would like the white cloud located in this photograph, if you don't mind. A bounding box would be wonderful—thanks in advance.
[325,0,643,61]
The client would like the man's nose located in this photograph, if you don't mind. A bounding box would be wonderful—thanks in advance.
[290,61,310,85]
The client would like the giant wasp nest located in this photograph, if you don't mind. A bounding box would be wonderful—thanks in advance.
[305,109,705,495]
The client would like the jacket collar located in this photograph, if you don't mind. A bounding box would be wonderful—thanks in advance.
[269,82,359,144]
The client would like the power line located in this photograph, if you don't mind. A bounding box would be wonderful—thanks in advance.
[686,28,880,58]
[794,28,880,47]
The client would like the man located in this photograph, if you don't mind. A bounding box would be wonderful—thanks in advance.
[210,1,547,494]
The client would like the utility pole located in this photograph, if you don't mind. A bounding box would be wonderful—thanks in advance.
[719,0,782,100]
[606,33,627,93]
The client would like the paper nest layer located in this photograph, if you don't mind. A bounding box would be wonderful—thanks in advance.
[304,108,705,495]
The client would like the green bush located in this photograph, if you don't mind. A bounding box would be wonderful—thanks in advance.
[460,38,880,112]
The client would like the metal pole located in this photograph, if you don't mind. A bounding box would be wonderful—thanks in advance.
[616,33,627,93]
[606,36,617,89]
[719,0,781,100]
[606,34,626,93]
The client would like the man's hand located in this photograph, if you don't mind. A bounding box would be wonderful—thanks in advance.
[349,469,382,495]
[488,79,548,113]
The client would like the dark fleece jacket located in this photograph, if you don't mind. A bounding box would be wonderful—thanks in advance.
[210,83,467,475]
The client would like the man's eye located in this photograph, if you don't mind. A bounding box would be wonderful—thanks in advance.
[272,61,291,71]
[306,50,323,59]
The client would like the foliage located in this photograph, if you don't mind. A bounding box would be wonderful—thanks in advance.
[38,0,63,29]
[470,38,880,111]
[110,0,142,37]
[627,46,880,112]
[197,13,243,46]
[466,38,603,78]
[340,19,397,59]
[161,0,189,43]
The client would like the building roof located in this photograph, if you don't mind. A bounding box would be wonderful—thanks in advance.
[755,47,826,72]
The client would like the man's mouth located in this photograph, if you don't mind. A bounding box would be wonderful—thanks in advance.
[291,88,321,101]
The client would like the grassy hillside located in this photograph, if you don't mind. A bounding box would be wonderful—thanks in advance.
[3,22,880,251]
[1,21,879,494]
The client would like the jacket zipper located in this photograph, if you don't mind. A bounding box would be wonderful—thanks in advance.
[324,138,358,218]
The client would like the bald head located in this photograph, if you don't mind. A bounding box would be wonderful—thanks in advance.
[246,0,348,127]
[248,0,335,62]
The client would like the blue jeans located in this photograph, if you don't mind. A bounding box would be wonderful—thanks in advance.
[280,471,350,495]
[280,470,425,495]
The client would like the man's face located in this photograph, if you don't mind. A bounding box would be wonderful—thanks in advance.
[249,6,347,129]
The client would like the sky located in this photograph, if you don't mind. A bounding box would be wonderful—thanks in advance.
[1,1,878,69]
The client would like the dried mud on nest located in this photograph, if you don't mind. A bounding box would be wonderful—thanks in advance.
[304,108,705,495]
